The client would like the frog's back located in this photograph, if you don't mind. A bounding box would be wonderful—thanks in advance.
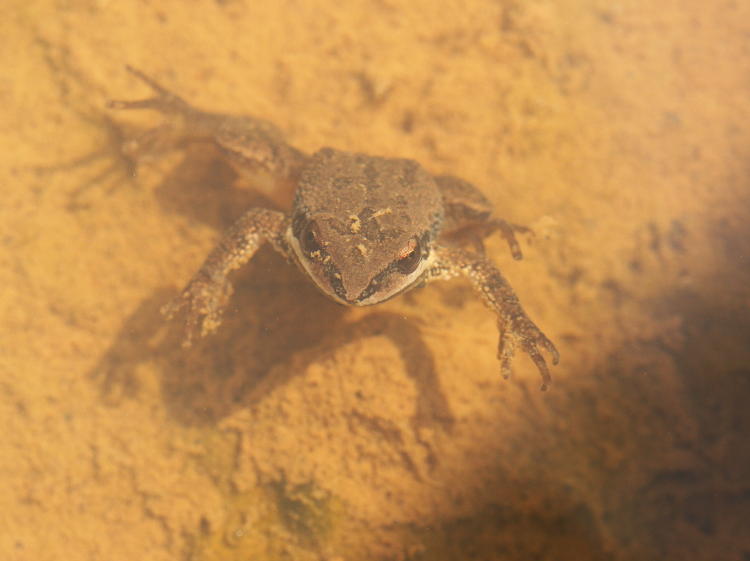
[294,148,443,240]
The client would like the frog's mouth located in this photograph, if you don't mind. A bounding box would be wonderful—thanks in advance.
[285,226,433,306]
[351,252,435,306]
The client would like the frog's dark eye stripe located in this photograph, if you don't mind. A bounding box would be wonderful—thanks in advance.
[327,267,346,302]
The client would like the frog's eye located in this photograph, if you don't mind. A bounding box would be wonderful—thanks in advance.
[396,238,422,274]
[301,220,323,255]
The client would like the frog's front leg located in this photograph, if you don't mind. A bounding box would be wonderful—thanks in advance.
[426,246,559,390]
[163,208,288,347]
[435,175,531,260]
[108,66,305,179]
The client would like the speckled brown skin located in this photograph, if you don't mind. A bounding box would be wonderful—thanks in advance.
[111,66,559,389]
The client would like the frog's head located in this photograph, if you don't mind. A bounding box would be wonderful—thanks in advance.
[286,148,443,305]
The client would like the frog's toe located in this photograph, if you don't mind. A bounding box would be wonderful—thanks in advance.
[160,294,183,320]
[497,322,558,391]
[497,333,516,380]
[108,66,190,115]
[519,330,558,391]
[525,343,552,391]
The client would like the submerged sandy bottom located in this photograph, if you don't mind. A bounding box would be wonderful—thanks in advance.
[2,1,749,560]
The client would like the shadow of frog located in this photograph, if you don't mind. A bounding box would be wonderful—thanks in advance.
[60,110,453,435]
[88,246,455,434]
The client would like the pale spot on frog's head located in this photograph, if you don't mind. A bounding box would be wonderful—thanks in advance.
[349,215,361,233]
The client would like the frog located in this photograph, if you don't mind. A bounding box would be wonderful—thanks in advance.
[108,66,559,390]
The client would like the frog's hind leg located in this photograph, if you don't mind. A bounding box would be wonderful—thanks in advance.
[435,174,530,260]
[108,66,306,181]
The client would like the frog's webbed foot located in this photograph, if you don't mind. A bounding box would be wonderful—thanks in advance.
[485,218,532,261]
[428,246,559,390]
[496,308,559,391]
[162,208,287,347]
[433,174,532,260]
[107,66,202,174]
[107,65,191,116]
[110,123,182,176]
[161,271,233,348]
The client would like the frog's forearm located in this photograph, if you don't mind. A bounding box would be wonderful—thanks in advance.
[427,247,559,389]
[163,208,287,345]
